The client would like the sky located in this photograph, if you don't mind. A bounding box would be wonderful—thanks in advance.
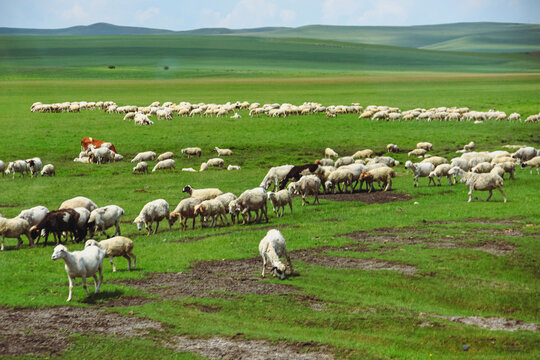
[1,0,538,30]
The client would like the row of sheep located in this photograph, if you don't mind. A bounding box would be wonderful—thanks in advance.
[31,100,540,124]
[1,158,55,179]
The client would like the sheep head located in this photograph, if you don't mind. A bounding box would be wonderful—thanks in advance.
[271,263,287,280]
[51,244,68,260]
[133,216,144,231]
[182,185,193,194]
[84,239,99,248]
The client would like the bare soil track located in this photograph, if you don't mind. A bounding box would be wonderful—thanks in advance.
[320,191,413,204]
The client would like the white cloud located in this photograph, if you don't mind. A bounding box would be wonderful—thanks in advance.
[280,9,297,23]
[356,1,408,26]
[136,7,160,24]
[60,4,87,22]
[321,0,408,26]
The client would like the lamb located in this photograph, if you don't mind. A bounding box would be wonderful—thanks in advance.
[130,151,156,163]
[26,157,43,177]
[521,156,540,175]
[405,160,435,187]
[5,160,28,179]
[416,142,433,151]
[59,196,98,212]
[152,159,175,172]
[214,147,233,156]
[85,237,136,272]
[292,175,321,206]
[194,199,229,228]
[181,147,202,158]
[335,156,355,167]
[182,185,223,201]
[0,217,32,251]
[51,244,105,302]
[156,109,173,120]
[463,141,475,151]
[351,149,374,159]
[169,197,202,230]
[324,148,339,158]
[387,144,399,153]
[134,113,153,125]
[231,187,268,224]
[368,156,400,167]
[267,190,293,217]
[17,206,49,227]
[359,166,396,192]
[325,168,355,194]
[339,163,367,190]
[428,164,454,186]
[259,229,293,280]
[87,147,115,164]
[512,147,538,163]
[214,192,238,209]
[448,167,506,203]
[133,199,171,235]
[471,162,494,174]
[450,157,470,172]
[260,165,294,191]
[132,161,148,174]
[408,148,427,157]
[87,205,124,239]
[157,151,174,161]
[40,164,55,176]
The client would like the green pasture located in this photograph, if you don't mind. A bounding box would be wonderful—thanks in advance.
[0,73,539,359]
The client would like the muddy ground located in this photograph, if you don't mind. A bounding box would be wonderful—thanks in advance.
[319,191,413,204]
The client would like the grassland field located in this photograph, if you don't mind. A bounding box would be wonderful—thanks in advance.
[0,33,539,359]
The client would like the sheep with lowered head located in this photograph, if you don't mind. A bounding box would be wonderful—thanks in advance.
[231,187,268,224]
[152,159,175,172]
[130,151,156,163]
[157,151,174,161]
[182,185,223,201]
[324,147,339,158]
[181,147,202,158]
[214,147,233,156]
[259,229,293,280]
[87,205,124,239]
[428,164,454,186]
[194,198,229,228]
[134,199,171,235]
[169,197,202,230]
[325,168,354,194]
[267,189,293,217]
[133,161,148,175]
[521,156,540,175]
[292,175,321,206]
[85,237,136,272]
[40,164,55,176]
[59,196,98,212]
[1,217,33,251]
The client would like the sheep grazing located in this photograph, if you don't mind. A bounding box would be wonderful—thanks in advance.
[416,142,433,151]
[182,185,223,201]
[259,229,293,280]
[17,206,49,227]
[449,167,507,203]
[214,147,233,156]
[40,164,55,176]
[421,156,448,168]
[352,149,374,159]
[130,151,156,163]
[512,147,539,163]
[26,157,43,177]
[315,158,334,167]
[292,175,321,206]
[87,147,115,164]
[267,190,293,217]
[227,165,241,171]
[232,187,268,224]
[206,158,225,168]
[87,205,124,239]
[472,162,494,174]
[59,196,98,212]
[169,197,201,230]
[5,160,28,179]
[182,167,197,172]
[133,199,171,235]
[463,141,475,151]
[199,162,209,172]
[368,156,400,168]
[408,148,427,158]
[405,161,435,187]
[521,156,540,175]
[325,168,355,194]
[30,209,81,246]
[157,151,174,161]
[359,166,396,192]
[260,165,294,191]
[278,163,319,190]
[133,161,149,175]
[152,159,175,172]
[428,164,454,186]
[324,147,339,158]
[181,147,202,158]
[85,237,136,272]
[51,244,105,302]
[335,156,355,167]
[194,199,229,228]
[387,144,399,153]
[0,217,33,251]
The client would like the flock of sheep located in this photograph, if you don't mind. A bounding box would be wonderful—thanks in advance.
[30,100,540,124]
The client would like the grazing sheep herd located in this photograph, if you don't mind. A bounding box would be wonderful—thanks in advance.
[1,100,536,302]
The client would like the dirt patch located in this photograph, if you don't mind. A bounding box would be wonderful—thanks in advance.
[134,189,148,193]
[174,224,299,244]
[184,304,222,313]
[468,227,524,237]
[115,257,297,299]
[0,306,162,356]
[69,173,87,177]
[99,296,156,307]
[319,191,413,204]
[470,241,516,256]
[0,204,20,208]
[321,218,341,223]
[167,336,334,360]
[428,217,521,226]
[430,314,538,332]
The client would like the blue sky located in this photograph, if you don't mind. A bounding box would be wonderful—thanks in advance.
[1,0,538,30]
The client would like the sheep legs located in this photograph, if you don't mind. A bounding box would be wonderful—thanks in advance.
[67,275,74,302]
[109,256,117,272]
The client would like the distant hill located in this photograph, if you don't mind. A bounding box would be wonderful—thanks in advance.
[0,22,538,53]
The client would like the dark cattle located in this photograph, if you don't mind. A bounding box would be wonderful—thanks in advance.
[30,209,81,247]
[279,164,319,190]
[81,137,117,154]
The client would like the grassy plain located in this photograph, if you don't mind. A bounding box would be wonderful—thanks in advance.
[0,33,539,359]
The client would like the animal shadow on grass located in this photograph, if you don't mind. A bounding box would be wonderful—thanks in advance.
[81,289,124,304]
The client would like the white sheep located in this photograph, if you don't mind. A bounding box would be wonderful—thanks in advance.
[227,165,241,170]
[335,156,355,167]
[351,149,374,159]
[87,147,115,164]
[134,113,153,126]
[194,199,229,228]
[260,165,294,191]
[5,160,28,179]
[157,151,174,161]
[428,164,454,186]
[17,206,49,227]
[324,148,339,158]
[206,158,224,168]
[387,144,399,153]
[368,156,400,167]
[214,147,233,156]
[85,237,136,272]
[325,168,354,194]
[315,158,334,167]
[471,162,494,174]
[199,162,208,172]
[259,229,293,280]
[40,164,55,176]
[232,187,268,224]
[131,151,156,163]
[72,207,91,241]
[152,159,175,172]
[463,141,475,151]
[512,147,538,163]
[51,244,105,302]
[133,199,171,235]
[449,167,507,203]
[170,197,202,230]
[521,156,540,175]
[87,205,124,238]
[421,156,448,167]
[408,148,427,157]
[0,160,4,177]
[405,160,435,187]
[26,157,43,177]
[267,190,293,217]
[359,166,395,192]
[59,196,98,212]
[182,185,223,201]
[0,217,33,251]
[230,112,241,119]
[181,147,202,158]
[293,175,321,206]
[133,161,149,174]
[417,142,433,151]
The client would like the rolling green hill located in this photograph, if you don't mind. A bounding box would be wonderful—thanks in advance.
[0,34,538,80]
